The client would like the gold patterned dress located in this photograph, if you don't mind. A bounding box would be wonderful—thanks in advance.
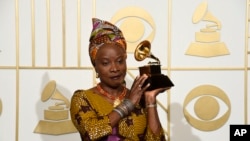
[70,89,166,141]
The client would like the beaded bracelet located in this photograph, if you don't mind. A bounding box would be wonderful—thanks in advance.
[146,104,157,108]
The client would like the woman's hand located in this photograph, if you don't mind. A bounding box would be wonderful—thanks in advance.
[128,74,150,105]
[144,87,171,104]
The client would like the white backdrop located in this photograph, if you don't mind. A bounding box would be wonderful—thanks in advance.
[0,0,249,141]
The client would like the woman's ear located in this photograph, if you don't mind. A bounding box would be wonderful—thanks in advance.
[94,66,97,73]
[95,72,99,78]
[94,67,99,78]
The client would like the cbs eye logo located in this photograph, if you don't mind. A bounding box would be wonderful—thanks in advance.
[183,85,231,131]
[111,6,156,53]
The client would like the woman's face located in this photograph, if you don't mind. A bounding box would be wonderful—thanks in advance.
[94,43,127,88]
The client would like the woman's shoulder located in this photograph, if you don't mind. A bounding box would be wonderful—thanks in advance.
[72,88,95,97]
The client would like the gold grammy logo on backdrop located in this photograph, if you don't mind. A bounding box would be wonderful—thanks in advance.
[34,80,77,135]
[185,1,229,57]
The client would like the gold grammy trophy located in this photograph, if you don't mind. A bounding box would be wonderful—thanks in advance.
[134,40,174,91]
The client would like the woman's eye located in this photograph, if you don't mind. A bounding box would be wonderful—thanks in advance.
[118,59,124,64]
[102,62,109,66]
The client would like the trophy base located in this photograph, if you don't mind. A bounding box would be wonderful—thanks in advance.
[143,74,174,91]
[139,65,174,91]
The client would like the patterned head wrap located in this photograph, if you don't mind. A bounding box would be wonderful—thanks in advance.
[89,18,127,65]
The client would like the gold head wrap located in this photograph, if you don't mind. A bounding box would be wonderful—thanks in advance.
[89,18,127,65]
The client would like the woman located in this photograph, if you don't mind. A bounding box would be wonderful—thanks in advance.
[70,18,169,141]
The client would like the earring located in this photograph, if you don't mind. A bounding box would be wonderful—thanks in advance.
[96,73,99,78]
[123,80,126,86]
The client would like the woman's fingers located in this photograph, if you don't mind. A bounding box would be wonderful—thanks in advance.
[128,74,149,103]
[137,74,148,86]
[130,75,139,88]
[131,74,147,90]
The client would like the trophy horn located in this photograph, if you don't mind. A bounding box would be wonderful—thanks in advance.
[134,40,160,63]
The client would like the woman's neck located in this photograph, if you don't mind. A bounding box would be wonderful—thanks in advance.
[98,83,124,96]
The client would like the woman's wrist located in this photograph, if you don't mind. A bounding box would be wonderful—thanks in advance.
[112,99,134,118]
[145,94,156,104]
[146,103,157,108]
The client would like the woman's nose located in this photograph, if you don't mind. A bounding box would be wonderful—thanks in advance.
[110,63,118,72]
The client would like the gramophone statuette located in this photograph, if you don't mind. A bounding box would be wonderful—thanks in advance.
[134,40,174,90]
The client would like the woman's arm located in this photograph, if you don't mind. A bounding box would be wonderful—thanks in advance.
[144,87,170,141]
[145,90,162,134]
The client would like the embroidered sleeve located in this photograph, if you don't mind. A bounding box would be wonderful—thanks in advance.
[145,126,166,141]
[70,90,112,140]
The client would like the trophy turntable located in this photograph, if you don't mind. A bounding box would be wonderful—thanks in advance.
[134,40,174,90]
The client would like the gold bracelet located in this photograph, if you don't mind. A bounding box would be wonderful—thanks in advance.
[146,104,157,108]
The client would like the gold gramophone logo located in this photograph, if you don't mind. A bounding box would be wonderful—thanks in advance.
[185,1,229,57]
[34,80,77,135]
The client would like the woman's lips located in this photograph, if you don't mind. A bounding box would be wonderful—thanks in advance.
[110,75,122,80]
